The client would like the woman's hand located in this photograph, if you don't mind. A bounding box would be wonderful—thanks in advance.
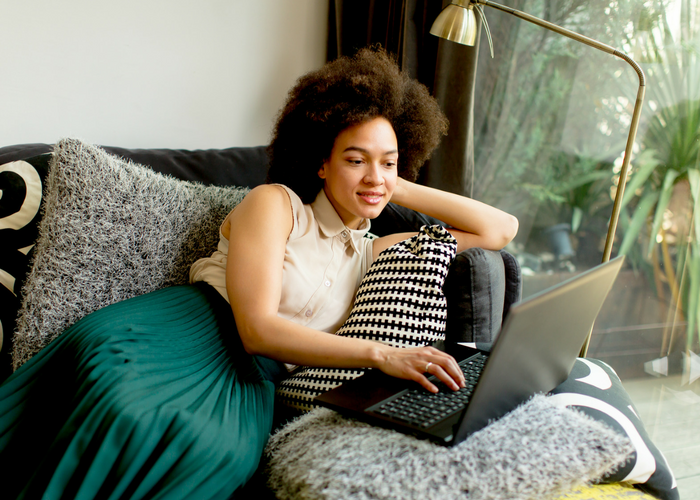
[373,344,466,393]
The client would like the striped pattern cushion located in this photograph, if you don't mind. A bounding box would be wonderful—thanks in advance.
[276,225,457,412]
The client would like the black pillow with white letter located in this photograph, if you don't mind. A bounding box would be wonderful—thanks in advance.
[549,357,679,500]
[276,226,457,412]
[0,154,52,380]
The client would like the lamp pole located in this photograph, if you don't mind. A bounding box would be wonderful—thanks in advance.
[432,0,646,356]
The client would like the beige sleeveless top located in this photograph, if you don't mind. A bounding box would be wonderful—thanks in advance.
[189,185,375,334]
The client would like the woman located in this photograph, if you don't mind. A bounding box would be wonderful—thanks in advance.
[0,48,517,499]
[207,47,518,393]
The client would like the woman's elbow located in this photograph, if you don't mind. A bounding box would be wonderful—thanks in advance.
[236,321,268,356]
[502,214,519,246]
[241,337,261,356]
[487,214,519,250]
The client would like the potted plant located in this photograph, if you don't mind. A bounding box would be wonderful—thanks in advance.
[617,0,700,378]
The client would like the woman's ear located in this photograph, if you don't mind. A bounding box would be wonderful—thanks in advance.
[318,162,328,180]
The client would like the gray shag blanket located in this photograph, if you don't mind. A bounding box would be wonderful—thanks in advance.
[264,394,633,500]
[13,138,249,369]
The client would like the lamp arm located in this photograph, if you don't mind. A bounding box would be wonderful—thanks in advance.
[472,0,646,356]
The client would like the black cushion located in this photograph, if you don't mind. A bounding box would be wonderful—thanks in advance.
[0,153,52,381]
[369,202,444,236]
[549,358,679,500]
[444,248,522,343]
[101,145,270,187]
[0,143,270,188]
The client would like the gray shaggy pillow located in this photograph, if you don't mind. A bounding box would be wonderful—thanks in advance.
[264,394,633,500]
[12,138,249,369]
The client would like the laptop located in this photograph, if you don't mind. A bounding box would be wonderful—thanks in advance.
[315,255,624,446]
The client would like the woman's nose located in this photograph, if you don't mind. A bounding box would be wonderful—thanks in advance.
[363,164,384,185]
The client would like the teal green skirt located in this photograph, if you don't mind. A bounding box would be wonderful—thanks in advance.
[0,285,277,500]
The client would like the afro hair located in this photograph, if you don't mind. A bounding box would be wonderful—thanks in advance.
[266,47,449,203]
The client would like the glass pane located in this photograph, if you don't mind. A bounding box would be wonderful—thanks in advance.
[472,0,700,493]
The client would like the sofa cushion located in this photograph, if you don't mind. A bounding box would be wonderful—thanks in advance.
[443,248,521,343]
[0,143,270,189]
[12,138,250,369]
[97,145,270,187]
[549,358,679,500]
[264,393,633,500]
[275,226,457,412]
[368,201,444,236]
[0,154,52,378]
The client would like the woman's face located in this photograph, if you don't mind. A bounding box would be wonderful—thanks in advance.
[318,117,398,229]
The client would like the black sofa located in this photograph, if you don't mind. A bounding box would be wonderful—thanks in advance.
[0,142,677,499]
[0,142,520,382]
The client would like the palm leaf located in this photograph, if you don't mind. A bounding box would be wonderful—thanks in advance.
[620,149,662,209]
[683,168,700,349]
[647,170,680,257]
[619,189,660,256]
[686,247,700,350]
[690,169,700,246]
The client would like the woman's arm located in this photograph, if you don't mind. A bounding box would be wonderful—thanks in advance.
[224,184,465,393]
[373,178,519,258]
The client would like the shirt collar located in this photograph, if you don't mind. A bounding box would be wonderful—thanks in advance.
[311,189,371,255]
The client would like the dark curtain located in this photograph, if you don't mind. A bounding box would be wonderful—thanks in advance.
[328,0,482,197]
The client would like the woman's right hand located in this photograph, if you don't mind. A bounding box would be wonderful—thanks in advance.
[373,344,466,393]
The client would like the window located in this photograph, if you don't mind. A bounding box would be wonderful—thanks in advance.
[473,0,700,492]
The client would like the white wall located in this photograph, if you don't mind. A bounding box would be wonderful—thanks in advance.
[0,0,329,149]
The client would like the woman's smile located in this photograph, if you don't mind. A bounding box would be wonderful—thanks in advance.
[357,191,384,204]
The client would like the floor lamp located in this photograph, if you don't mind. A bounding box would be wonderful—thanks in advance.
[430,0,646,357]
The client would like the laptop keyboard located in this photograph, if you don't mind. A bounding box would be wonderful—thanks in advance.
[370,353,488,429]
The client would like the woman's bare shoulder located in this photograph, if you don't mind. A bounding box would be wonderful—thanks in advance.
[224,184,294,240]
[246,184,292,204]
[225,185,291,219]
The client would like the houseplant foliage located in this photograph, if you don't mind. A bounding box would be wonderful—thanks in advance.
[617,0,700,361]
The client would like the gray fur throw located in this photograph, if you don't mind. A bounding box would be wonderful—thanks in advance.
[13,138,249,369]
[264,394,633,500]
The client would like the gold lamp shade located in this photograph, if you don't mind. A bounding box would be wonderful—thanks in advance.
[429,1,478,46]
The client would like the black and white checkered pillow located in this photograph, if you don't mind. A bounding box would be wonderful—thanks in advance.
[276,225,457,412]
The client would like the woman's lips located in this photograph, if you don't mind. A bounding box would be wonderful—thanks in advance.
[357,192,383,205]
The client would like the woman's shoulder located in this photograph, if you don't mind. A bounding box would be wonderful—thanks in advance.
[233,184,297,214]
[226,184,308,240]
[263,183,304,208]
[242,183,304,207]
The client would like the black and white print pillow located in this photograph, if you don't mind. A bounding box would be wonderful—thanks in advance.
[549,358,679,500]
[0,154,51,378]
[276,225,457,412]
